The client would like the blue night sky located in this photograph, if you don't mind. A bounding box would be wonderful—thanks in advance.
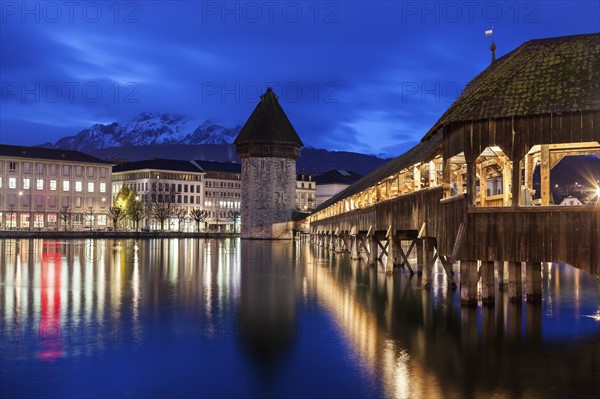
[1,1,599,156]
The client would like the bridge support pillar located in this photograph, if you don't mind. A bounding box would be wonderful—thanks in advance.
[350,236,360,260]
[328,235,335,252]
[526,262,542,303]
[335,236,343,253]
[385,236,395,274]
[416,239,424,275]
[422,238,435,288]
[508,261,523,302]
[460,260,478,306]
[496,261,507,291]
[481,261,495,305]
[367,237,378,267]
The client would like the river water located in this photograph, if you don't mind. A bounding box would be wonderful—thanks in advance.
[1,238,599,398]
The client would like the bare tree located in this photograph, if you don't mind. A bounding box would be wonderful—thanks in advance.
[149,190,177,231]
[59,206,73,231]
[189,208,208,232]
[84,207,95,229]
[126,192,144,231]
[173,207,187,232]
[108,205,126,231]
[227,210,241,233]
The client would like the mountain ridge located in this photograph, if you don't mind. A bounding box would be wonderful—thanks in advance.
[37,112,390,176]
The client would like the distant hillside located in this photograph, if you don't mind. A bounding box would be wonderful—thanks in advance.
[91,144,389,176]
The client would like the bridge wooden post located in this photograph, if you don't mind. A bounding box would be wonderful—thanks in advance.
[422,238,435,288]
[496,261,507,291]
[508,261,523,302]
[460,260,479,306]
[526,261,542,302]
[385,237,395,274]
[481,261,495,305]
[416,239,424,275]
[367,236,378,268]
[350,237,359,260]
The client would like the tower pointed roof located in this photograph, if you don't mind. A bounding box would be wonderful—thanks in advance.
[234,88,303,147]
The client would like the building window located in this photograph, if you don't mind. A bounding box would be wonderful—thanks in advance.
[23,178,30,189]
[99,168,107,178]
[9,177,16,189]
[48,196,56,207]
[75,197,82,208]
[9,162,16,171]
[190,196,194,204]
[63,181,70,191]
[97,214,107,226]
[190,185,194,193]
[36,179,43,190]
[63,165,70,176]
[50,180,57,191]
[88,182,94,193]
[36,163,45,174]
[87,167,95,178]
[99,182,106,193]
[49,165,57,175]
[75,166,83,176]
[75,181,82,192]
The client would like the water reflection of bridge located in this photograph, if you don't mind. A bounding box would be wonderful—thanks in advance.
[297,242,600,399]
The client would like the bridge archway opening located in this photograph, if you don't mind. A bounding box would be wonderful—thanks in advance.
[474,146,512,207]
[519,142,600,206]
[445,152,467,199]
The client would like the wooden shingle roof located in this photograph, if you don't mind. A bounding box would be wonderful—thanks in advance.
[424,33,600,139]
[234,88,303,146]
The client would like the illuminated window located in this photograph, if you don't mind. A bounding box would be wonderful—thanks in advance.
[23,178,30,189]
[63,181,70,191]
[88,182,94,193]
[50,180,57,191]
[99,182,106,193]
[36,179,43,190]
[9,178,16,189]
[75,181,82,192]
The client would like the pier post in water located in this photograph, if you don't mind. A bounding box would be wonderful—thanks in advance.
[460,260,479,306]
[526,261,542,303]
[416,239,424,275]
[508,261,523,302]
[422,238,435,288]
[481,261,495,305]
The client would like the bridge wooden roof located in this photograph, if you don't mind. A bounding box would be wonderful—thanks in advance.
[313,131,443,213]
[424,33,600,139]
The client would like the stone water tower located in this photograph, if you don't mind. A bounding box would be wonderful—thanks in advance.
[234,88,303,239]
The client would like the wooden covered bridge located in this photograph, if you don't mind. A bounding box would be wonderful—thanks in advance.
[304,33,600,305]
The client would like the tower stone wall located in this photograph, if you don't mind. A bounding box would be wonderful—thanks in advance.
[241,157,296,238]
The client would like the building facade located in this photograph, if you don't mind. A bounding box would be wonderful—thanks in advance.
[295,173,316,211]
[195,160,241,232]
[315,169,363,206]
[0,145,113,230]
[112,159,205,231]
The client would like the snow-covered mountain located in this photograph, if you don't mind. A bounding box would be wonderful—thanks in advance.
[40,112,241,152]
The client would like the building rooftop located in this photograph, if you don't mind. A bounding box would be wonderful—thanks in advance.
[424,33,600,138]
[112,158,203,173]
[234,88,303,147]
[194,160,241,173]
[0,144,112,164]
[315,169,363,185]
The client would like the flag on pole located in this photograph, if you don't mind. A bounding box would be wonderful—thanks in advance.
[485,29,493,37]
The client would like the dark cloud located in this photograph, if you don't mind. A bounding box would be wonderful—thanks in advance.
[1,1,599,156]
